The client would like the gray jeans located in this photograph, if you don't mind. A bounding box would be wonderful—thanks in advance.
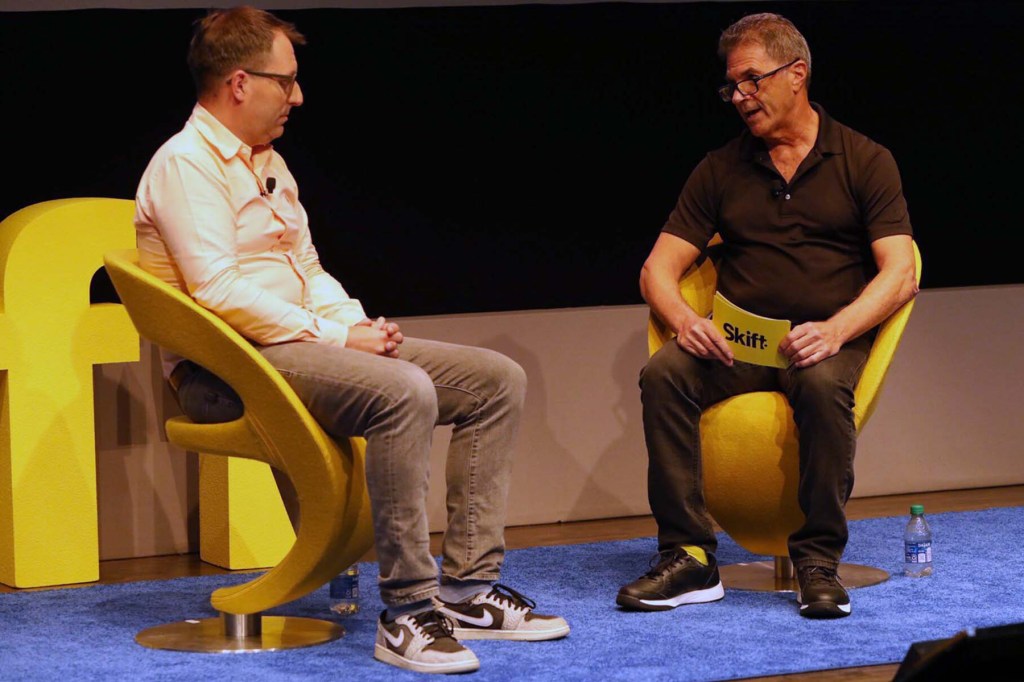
[174,337,525,606]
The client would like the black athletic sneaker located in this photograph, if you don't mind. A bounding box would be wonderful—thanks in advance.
[616,547,725,611]
[374,609,480,674]
[797,565,852,619]
[433,584,570,641]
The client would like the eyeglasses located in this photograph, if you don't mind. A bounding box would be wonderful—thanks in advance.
[242,69,298,96]
[717,58,799,102]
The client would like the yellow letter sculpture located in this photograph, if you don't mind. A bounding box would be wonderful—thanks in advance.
[199,456,294,570]
[0,198,139,587]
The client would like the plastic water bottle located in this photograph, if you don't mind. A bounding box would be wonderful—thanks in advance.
[904,504,933,577]
[329,564,360,615]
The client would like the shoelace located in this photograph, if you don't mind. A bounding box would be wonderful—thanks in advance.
[645,548,694,578]
[410,609,457,642]
[800,566,843,588]
[486,583,536,612]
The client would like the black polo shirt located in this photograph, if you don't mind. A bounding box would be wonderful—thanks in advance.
[663,104,913,324]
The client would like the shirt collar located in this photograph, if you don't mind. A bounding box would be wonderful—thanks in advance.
[738,102,843,160]
[810,103,843,156]
[189,103,272,165]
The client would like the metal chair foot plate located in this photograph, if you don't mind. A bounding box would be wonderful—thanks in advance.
[136,615,345,653]
[721,561,889,592]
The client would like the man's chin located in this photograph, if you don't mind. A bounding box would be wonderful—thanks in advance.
[742,115,767,136]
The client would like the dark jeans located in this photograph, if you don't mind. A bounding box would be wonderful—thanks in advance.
[639,335,871,569]
[170,360,243,424]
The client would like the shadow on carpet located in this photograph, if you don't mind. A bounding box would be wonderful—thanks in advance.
[2,507,1022,681]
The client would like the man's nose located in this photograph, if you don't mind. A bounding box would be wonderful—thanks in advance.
[290,80,304,106]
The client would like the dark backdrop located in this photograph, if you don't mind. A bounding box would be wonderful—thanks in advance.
[3,1,1019,316]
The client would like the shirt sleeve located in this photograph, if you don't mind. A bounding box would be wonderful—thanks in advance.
[289,203,369,326]
[661,155,718,252]
[145,151,353,348]
[856,145,914,241]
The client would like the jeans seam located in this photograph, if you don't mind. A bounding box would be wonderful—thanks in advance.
[276,367,396,403]
[434,380,487,572]
[686,384,712,544]
[466,404,482,564]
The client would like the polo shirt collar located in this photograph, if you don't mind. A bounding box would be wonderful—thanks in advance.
[738,101,843,160]
[811,103,843,156]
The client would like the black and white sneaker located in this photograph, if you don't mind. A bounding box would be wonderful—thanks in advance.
[374,609,480,674]
[797,565,851,619]
[433,584,570,641]
[616,547,725,611]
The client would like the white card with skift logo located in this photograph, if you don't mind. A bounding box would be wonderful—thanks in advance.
[711,292,792,368]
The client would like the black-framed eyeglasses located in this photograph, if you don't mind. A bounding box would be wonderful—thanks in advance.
[242,69,298,96]
[717,58,799,102]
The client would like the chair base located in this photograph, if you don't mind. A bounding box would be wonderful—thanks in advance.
[720,557,889,592]
[136,612,345,653]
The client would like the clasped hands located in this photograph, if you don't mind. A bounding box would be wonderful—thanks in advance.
[346,316,404,358]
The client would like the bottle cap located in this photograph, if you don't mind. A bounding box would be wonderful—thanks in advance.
[910,504,924,515]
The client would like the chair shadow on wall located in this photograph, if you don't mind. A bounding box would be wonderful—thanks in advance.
[570,328,649,520]
[480,326,649,526]
[93,338,200,560]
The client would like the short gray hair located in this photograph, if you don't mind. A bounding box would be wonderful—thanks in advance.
[718,13,812,86]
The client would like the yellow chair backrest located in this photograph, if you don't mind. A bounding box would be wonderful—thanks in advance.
[104,238,374,615]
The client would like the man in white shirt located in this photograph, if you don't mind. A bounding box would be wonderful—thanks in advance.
[135,6,568,674]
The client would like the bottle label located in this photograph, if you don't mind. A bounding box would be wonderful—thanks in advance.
[905,541,932,564]
[330,575,359,600]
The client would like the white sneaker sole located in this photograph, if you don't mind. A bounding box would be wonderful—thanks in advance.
[453,621,571,641]
[636,581,726,609]
[374,644,480,674]
[797,593,852,618]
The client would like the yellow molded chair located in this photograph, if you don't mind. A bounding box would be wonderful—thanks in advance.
[104,245,375,652]
[647,239,921,591]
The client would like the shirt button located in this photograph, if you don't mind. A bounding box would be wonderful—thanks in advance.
[784,193,791,200]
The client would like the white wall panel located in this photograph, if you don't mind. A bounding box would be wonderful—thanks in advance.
[94,284,1024,556]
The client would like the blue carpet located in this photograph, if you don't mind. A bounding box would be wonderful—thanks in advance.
[2,507,1023,681]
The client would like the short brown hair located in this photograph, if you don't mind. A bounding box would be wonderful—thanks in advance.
[718,13,812,86]
[187,6,306,98]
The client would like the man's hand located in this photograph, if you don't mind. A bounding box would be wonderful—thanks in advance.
[675,315,734,366]
[348,316,404,357]
[778,235,917,370]
[779,321,842,368]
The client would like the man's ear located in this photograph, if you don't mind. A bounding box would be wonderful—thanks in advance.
[789,60,809,92]
[225,70,248,101]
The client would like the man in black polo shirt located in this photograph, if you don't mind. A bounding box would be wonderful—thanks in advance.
[617,12,918,619]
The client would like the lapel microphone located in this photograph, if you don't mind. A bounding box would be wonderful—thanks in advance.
[261,177,277,197]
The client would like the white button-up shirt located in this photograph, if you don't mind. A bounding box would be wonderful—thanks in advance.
[135,104,366,374]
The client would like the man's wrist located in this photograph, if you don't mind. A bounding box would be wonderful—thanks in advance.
[316,317,350,347]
